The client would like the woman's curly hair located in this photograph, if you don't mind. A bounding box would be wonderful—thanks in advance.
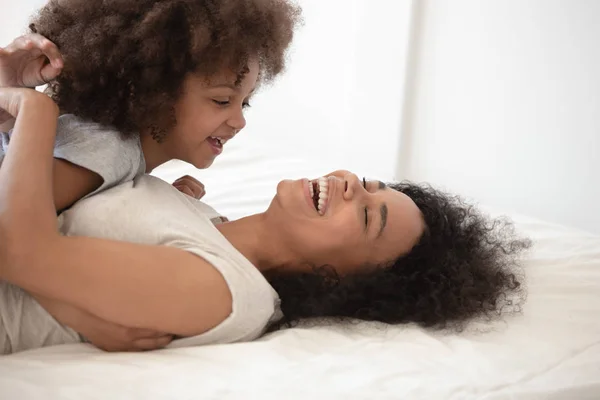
[267,182,530,331]
[29,0,302,139]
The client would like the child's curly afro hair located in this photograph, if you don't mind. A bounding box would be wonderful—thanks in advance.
[30,0,302,138]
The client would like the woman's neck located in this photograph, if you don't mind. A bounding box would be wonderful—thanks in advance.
[216,213,295,273]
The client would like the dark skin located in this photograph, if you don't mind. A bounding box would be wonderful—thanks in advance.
[0,35,179,351]
[0,0,301,351]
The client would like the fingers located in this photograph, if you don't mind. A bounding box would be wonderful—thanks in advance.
[131,334,174,351]
[174,185,196,198]
[40,62,63,83]
[5,35,36,53]
[7,34,63,68]
[128,328,171,338]
[173,175,205,199]
[35,35,63,69]
[174,175,204,190]
[95,328,173,352]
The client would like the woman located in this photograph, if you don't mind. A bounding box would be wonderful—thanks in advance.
[0,88,529,355]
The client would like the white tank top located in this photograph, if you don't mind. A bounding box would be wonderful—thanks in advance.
[0,175,280,354]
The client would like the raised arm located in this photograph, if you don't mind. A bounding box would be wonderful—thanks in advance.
[0,88,232,337]
[1,34,101,211]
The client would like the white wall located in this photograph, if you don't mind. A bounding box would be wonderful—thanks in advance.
[0,0,46,45]
[400,0,600,234]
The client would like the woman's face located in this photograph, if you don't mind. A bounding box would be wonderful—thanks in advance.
[264,170,425,275]
[158,59,259,169]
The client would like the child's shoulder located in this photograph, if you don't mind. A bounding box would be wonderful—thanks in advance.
[56,114,125,142]
[53,114,145,183]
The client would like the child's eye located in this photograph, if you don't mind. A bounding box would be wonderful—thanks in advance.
[213,99,230,106]
[242,101,252,109]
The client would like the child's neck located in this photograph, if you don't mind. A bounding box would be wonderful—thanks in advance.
[139,133,170,172]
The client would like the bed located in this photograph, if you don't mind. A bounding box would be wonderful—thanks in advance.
[1,156,599,399]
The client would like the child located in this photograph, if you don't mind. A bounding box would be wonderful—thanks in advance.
[0,0,301,211]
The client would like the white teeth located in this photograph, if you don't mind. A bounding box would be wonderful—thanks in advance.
[316,177,329,215]
[318,199,325,211]
[309,182,314,197]
[210,136,223,145]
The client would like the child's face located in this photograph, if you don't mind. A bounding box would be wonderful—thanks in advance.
[159,59,259,169]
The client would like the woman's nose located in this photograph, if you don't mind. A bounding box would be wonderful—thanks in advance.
[342,173,362,201]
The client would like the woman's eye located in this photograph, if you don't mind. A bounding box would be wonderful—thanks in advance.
[362,177,368,227]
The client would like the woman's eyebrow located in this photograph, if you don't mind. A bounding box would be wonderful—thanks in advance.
[377,203,388,239]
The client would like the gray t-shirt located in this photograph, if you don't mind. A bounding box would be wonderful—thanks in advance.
[0,114,146,199]
[0,114,146,354]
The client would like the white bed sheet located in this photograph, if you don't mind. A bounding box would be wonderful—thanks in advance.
[1,161,599,399]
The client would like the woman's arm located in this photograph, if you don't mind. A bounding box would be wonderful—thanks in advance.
[1,35,101,211]
[34,294,174,352]
[0,131,103,212]
[0,88,232,336]
[17,238,233,336]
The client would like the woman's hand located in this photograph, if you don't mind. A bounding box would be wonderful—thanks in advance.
[0,86,56,125]
[0,34,63,88]
[35,295,174,352]
[173,175,205,199]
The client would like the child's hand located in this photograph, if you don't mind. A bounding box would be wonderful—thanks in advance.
[173,175,206,199]
[0,33,63,88]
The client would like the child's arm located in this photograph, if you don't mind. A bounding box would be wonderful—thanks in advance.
[53,159,103,212]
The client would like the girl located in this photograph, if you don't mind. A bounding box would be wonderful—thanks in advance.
[0,0,301,207]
